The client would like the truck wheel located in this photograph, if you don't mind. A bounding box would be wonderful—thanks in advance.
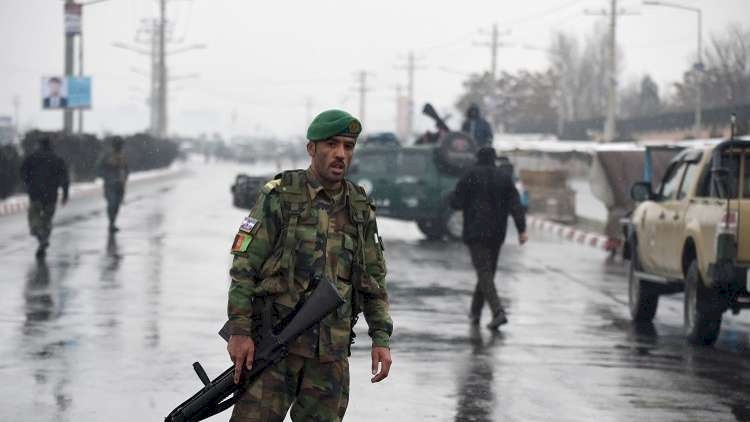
[684,260,723,346]
[627,242,659,322]
[416,219,445,240]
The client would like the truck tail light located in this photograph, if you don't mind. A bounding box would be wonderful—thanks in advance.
[717,210,738,234]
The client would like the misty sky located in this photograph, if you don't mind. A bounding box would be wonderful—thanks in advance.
[1,0,748,140]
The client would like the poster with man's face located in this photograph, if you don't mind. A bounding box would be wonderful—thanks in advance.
[41,76,91,110]
[42,77,68,109]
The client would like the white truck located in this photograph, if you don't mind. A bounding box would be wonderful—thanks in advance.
[623,139,750,345]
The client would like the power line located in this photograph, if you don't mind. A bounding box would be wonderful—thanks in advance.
[417,0,589,52]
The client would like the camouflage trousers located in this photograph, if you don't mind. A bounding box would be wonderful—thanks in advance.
[27,201,56,245]
[104,183,125,225]
[230,354,349,422]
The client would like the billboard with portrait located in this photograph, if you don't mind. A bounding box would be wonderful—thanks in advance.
[41,76,91,110]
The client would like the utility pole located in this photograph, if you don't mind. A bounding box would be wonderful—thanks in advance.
[114,1,204,139]
[395,84,401,135]
[355,71,371,123]
[158,0,167,138]
[474,24,509,79]
[78,25,84,133]
[12,96,20,142]
[63,0,76,134]
[406,52,414,136]
[585,1,636,142]
[606,0,616,143]
[150,20,160,136]
[395,51,425,139]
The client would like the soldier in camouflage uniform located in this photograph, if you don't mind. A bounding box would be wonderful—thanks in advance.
[19,136,70,259]
[226,109,393,422]
[96,136,129,233]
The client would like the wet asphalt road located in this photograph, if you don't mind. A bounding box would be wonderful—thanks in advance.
[1,160,749,422]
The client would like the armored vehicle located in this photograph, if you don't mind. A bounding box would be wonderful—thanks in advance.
[348,104,479,239]
[230,173,267,210]
[230,104,528,241]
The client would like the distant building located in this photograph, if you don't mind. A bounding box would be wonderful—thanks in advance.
[0,116,14,145]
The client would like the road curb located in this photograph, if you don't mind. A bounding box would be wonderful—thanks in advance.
[0,165,182,218]
[527,215,609,251]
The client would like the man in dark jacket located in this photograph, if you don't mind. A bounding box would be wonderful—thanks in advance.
[450,147,527,329]
[96,136,129,233]
[20,136,70,258]
[461,103,494,149]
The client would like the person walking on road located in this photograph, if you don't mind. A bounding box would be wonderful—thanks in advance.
[97,136,129,233]
[461,103,494,149]
[19,136,70,259]
[450,147,527,329]
[226,109,393,421]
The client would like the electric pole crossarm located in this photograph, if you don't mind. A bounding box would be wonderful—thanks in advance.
[166,44,207,56]
[112,42,151,55]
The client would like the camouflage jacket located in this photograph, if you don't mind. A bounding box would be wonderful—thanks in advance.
[228,169,392,362]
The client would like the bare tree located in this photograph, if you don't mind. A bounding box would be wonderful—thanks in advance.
[670,23,750,111]
[549,32,580,121]
[549,23,624,121]
[619,75,661,118]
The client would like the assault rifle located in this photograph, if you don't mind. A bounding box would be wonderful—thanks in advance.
[165,277,344,422]
[422,102,451,132]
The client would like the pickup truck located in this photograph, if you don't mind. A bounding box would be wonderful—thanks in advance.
[623,139,750,345]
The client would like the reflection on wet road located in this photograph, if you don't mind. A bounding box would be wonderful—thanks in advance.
[1,161,749,421]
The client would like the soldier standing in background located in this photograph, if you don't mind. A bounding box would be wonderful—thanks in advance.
[450,147,527,329]
[19,136,69,259]
[461,103,494,149]
[97,137,129,233]
[226,109,393,421]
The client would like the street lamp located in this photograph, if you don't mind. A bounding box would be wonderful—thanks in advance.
[643,0,703,138]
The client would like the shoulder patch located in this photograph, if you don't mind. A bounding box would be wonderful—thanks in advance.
[231,233,253,253]
[262,178,282,194]
[239,216,259,233]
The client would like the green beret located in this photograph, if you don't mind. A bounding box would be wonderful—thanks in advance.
[306,109,362,142]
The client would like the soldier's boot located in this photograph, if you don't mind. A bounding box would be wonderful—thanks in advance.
[486,311,508,330]
[108,216,119,233]
[469,313,480,325]
[36,239,49,260]
[107,206,120,233]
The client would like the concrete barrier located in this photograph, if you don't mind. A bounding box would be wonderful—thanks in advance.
[527,215,608,251]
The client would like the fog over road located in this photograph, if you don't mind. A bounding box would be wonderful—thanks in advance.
[1,160,749,421]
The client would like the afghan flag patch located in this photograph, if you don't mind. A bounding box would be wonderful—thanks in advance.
[231,233,253,253]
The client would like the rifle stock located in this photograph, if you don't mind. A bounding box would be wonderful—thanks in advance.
[165,278,344,422]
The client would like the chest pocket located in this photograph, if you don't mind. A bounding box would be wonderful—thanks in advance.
[291,210,319,277]
[337,233,356,283]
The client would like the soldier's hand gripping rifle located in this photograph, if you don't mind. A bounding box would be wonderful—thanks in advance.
[164,277,344,422]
